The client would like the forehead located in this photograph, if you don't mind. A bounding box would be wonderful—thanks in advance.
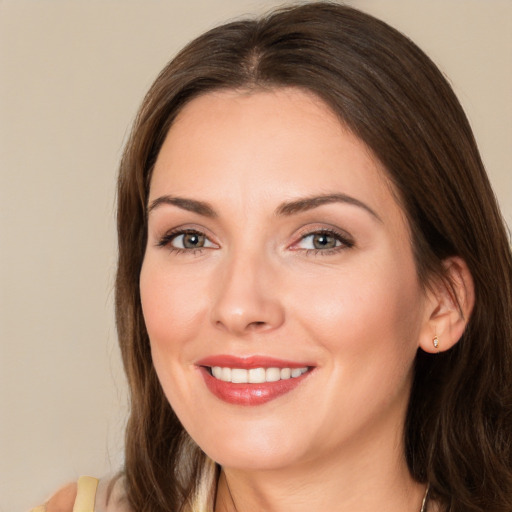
[150,88,403,225]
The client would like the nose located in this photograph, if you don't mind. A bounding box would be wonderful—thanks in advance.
[210,250,285,336]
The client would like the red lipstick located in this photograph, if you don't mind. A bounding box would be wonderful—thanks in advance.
[196,355,313,406]
[196,355,311,369]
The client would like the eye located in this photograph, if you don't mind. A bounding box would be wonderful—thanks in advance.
[300,232,340,250]
[172,232,209,249]
[293,229,354,253]
[157,229,217,252]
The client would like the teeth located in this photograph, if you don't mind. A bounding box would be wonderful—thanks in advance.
[221,367,231,382]
[231,368,247,383]
[280,368,291,379]
[249,367,266,383]
[266,367,281,382]
[210,366,309,383]
[291,368,303,378]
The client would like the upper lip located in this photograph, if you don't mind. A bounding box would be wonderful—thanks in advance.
[196,354,314,369]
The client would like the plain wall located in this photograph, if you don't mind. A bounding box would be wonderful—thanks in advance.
[1,1,510,510]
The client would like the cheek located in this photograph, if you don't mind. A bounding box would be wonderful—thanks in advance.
[139,258,207,418]
[294,261,423,432]
[139,259,208,352]
[292,255,424,367]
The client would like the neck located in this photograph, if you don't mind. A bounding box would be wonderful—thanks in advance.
[214,417,427,512]
[216,467,427,512]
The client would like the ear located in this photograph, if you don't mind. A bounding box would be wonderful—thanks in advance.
[419,257,475,354]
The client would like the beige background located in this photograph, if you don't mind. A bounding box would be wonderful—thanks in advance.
[1,1,510,510]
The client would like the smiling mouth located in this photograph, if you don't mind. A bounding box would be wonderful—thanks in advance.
[208,366,309,383]
[196,355,314,405]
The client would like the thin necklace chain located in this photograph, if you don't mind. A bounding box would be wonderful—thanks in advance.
[225,480,430,512]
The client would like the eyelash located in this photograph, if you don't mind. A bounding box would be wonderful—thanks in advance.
[156,227,354,256]
[156,229,213,255]
[292,228,354,256]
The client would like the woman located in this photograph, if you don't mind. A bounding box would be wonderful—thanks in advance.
[36,2,512,511]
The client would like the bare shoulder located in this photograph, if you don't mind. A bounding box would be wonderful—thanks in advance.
[44,482,77,512]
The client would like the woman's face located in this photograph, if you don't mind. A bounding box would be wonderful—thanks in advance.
[140,88,429,471]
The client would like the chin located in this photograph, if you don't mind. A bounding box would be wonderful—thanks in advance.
[206,445,303,472]
[189,417,311,471]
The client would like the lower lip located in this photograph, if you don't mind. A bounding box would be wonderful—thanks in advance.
[199,367,311,406]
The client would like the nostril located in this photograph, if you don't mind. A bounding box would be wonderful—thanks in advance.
[211,295,285,334]
[248,321,268,330]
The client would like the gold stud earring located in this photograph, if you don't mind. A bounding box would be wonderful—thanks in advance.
[433,335,439,350]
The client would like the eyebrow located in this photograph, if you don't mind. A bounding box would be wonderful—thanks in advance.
[147,195,217,217]
[147,193,381,222]
[275,193,382,221]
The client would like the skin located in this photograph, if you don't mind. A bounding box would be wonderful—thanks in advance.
[140,88,441,512]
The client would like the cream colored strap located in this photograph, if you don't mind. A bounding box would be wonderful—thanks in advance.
[31,507,46,512]
[73,476,99,512]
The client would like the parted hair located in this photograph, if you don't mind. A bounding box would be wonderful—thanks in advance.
[115,3,512,511]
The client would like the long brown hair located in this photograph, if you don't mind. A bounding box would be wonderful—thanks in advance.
[115,3,512,511]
